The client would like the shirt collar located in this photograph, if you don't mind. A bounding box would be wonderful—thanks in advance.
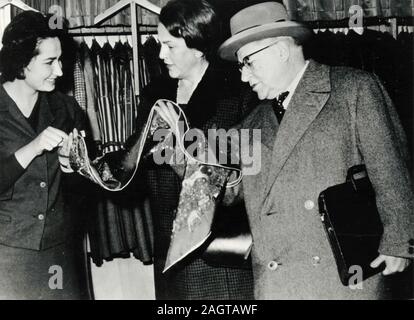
[283,60,310,109]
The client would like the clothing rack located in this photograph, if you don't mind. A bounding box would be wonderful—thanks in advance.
[306,16,414,39]
[93,0,161,96]
[69,25,132,37]
[68,25,158,52]
[68,24,157,37]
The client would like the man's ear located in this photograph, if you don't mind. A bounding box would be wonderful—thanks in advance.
[275,41,290,62]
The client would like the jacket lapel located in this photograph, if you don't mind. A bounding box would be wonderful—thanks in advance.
[261,60,331,214]
[240,101,279,206]
[258,101,280,151]
[37,93,55,133]
[255,104,279,204]
[0,85,35,137]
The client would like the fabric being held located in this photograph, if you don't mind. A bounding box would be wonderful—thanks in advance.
[69,99,243,270]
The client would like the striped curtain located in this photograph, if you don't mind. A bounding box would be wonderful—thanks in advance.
[17,0,163,27]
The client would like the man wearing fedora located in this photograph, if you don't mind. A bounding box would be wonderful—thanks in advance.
[219,2,414,299]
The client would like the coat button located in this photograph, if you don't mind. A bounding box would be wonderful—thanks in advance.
[304,200,315,210]
[409,239,414,246]
[267,261,279,271]
[312,256,321,266]
[38,214,45,221]
[40,182,47,188]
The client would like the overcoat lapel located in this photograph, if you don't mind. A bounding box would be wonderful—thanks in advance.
[261,61,331,214]
[244,101,279,201]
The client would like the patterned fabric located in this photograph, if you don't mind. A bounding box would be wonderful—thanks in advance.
[73,51,87,113]
[165,159,235,272]
[80,42,101,142]
[134,65,257,300]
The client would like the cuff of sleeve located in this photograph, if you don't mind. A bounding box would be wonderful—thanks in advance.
[11,154,26,175]
[379,239,414,259]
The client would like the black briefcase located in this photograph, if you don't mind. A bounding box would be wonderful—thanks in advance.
[318,165,385,286]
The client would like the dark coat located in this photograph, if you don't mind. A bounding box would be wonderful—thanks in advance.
[136,65,256,300]
[228,60,414,299]
[0,85,85,250]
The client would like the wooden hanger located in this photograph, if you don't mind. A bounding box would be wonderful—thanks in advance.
[93,0,161,97]
[0,0,38,12]
[94,0,160,25]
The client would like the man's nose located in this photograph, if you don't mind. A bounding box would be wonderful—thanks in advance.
[240,67,251,83]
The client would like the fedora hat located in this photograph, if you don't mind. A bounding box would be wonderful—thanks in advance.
[219,2,312,61]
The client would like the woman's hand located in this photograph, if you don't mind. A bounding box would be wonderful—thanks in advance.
[15,126,68,169]
[32,126,68,156]
[58,129,77,173]
[154,100,182,137]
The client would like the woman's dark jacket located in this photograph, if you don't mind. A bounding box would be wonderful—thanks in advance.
[0,85,85,250]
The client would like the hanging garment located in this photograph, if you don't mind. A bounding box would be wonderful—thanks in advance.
[143,35,168,82]
[92,40,122,154]
[73,50,87,113]
[80,41,102,144]
[124,42,139,140]
[79,38,152,267]
[86,185,154,267]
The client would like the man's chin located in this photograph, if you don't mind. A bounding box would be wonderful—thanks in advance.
[256,90,269,101]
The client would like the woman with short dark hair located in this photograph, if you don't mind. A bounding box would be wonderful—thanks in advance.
[132,0,254,299]
[0,11,89,299]
[159,0,218,63]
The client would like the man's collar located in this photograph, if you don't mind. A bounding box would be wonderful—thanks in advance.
[283,60,310,109]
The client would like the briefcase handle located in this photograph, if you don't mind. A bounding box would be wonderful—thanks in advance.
[346,165,373,193]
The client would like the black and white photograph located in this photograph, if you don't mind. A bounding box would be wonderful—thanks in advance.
[0,0,413,306]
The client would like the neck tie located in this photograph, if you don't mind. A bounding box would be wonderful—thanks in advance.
[272,91,289,123]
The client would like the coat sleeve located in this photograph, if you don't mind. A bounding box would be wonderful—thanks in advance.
[0,153,25,196]
[356,73,414,259]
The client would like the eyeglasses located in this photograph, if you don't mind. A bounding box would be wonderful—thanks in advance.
[237,41,280,72]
